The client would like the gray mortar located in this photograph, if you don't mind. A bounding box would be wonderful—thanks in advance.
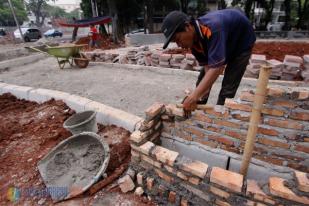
[160,135,294,185]
[45,142,103,187]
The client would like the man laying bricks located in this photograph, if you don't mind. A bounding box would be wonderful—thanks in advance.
[162,9,256,116]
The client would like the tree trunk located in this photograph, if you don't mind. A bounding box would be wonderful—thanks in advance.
[107,0,118,43]
[147,0,154,33]
[264,0,275,30]
[296,0,302,29]
[180,0,188,13]
[283,0,291,30]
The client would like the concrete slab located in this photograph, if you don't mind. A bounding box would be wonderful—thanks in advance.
[2,84,33,100]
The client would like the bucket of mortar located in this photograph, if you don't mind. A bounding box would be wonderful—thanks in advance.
[37,132,110,202]
[63,110,98,134]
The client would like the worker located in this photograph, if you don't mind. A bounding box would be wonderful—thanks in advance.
[89,24,99,48]
[161,9,256,116]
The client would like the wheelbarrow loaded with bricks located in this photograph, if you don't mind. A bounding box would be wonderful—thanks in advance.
[26,43,90,69]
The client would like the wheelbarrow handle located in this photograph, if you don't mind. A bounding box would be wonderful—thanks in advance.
[25,46,50,55]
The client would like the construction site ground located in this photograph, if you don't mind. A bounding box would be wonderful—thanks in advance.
[0,93,154,206]
[0,55,307,117]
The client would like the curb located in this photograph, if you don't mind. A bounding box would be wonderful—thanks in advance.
[0,53,46,71]
[0,83,142,132]
[92,62,309,87]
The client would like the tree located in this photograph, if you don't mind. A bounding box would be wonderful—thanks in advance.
[283,0,291,30]
[0,0,27,26]
[26,0,50,27]
[296,0,309,29]
[46,5,66,18]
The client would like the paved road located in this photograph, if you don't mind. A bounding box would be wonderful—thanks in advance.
[0,57,306,117]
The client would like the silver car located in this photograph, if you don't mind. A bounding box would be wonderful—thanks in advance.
[14,28,42,42]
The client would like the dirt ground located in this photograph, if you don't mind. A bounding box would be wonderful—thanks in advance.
[0,93,155,206]
[164,41,309,62]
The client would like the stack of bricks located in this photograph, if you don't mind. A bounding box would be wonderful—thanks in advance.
[244,54,267,78]
[161,87,309,172]
[267,59,284,79]
[129,103,309,205]
[301,55,309,81]
[130,102,165,162]
[151,52,160,67]
[159,54,172,68]
[81,50,119,62]
[170,54,185,69]
[180,53,196,70]
[282,55,303,80]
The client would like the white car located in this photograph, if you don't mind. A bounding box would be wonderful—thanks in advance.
[14,28,42,42]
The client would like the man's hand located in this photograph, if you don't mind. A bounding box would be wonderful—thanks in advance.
[182,93,198,118]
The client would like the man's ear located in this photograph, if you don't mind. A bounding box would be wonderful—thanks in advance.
[185,22,193,32]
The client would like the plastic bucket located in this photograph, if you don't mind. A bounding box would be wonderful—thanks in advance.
[63,110,98,135]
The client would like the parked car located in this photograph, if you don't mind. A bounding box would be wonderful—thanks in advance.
[14,28,42,42]
[44,29,63,38]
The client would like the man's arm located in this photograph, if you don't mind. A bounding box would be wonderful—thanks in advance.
[183,66,224,113]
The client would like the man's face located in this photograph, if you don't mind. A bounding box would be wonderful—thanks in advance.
[171,24,194,48]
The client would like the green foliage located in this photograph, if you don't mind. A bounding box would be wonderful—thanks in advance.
[0,0,28,26]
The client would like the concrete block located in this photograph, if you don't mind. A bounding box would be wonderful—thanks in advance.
[284,55,303,64]
[28,88,70,103]
[303,54,309,63]
[118,175,135,193]
[2,84,33,100]
[63,94,92,112]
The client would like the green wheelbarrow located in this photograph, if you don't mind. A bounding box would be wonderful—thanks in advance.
[26,44,90,69]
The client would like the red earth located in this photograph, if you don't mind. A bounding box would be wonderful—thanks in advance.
[0,93,155,206]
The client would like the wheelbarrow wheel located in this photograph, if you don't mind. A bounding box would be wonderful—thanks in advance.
[74,54,89,68]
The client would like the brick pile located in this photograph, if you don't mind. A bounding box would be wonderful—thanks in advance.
[301,55,309,81]
[128,93,309,205]
[245,54,308,81]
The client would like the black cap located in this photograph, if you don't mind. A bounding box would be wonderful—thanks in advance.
[161,11,189,49]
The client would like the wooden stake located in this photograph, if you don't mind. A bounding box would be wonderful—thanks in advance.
[240,66,272,176]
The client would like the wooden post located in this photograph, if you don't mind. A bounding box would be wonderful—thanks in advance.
[240,66,272,176]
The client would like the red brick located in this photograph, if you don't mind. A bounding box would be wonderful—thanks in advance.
[175,130,193,141]
[291,90,309,100]
[256,155,284,165]
[290,109,309,121]
[203,105,229,118]
[294,171,309,192]
[208,135,234,146]
[145,102,164,120]
[206,125,222,133]
[240,91,255,102]
[269,177,309,204]
[246,180,275,204]
[267,87,285,97]
[213,119,241,129]
[215,199,231,206]
[146,177,154,190]
[225,130,246,140]
[168,191,177,203]
[261,107,285,117]
[152,146,179,166]
[210,167,243,193]
[192,110,213,123]
[166,104,184,117]
[195,138,218,148]
[139,141,155,155]
[210,186,230,199]
[225,99,252,112]
[176,171,188,180]
[295,144,309,153]
[181,160,208,178]
[231,112,251,121]
[184,127,205,138]
[141,154,162,168]
[188,177,201,185]
[265,118,304,130]
[272,100,298,108]
[257,126,279,136]
[154,168,174,183]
